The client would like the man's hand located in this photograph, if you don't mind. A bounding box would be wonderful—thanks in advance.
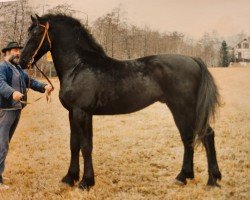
[44,84,53,95]
[12,91,24,101]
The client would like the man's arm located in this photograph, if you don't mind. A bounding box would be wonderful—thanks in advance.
[29,77,47,93]
[0,66,15,99]
[23,71,47,93]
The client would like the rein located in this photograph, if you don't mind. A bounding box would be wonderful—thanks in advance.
[22,22,54,104]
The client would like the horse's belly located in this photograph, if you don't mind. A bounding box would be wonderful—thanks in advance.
[93,92,162,115]
[94,101,155,115]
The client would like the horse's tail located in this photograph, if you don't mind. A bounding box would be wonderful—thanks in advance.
[192,57,220,144]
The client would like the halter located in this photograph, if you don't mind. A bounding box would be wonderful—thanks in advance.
[28,22,52,66]
[23,22,54,104]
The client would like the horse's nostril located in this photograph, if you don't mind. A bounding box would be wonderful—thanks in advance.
[21,59,26,65]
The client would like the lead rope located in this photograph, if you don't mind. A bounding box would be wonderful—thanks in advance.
[21,64,54,105]
[34,63,54,102]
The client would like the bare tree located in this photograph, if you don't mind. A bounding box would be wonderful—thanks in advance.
[0,0,32,47]
[47,3,74,16]
[0,3,227,67]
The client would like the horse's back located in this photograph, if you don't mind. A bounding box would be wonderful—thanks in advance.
[93,54,201,115]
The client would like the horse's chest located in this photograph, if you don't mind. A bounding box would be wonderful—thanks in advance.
[59,85,74,108]
[59,79,97,110]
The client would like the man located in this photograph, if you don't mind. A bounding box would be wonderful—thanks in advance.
[0,41,53,189]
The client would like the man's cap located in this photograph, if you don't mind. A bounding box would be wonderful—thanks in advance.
[1,41,23,53]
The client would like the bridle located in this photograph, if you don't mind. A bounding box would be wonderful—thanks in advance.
[22,22,54,104]
[28,22,52,66]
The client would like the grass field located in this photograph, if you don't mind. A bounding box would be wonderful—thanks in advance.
[0,67,249,199]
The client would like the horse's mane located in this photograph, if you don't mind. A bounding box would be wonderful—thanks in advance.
[40,14,107,57]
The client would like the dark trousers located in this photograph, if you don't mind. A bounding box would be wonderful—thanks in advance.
[0,109,21,175]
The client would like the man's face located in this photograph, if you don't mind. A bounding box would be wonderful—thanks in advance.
[5,48,21,65]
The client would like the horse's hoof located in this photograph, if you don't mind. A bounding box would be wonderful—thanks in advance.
[174,178,186,186]
[207,178,221,188]
[78,182,89,191]
[207,169,222,188]
[175,172,188,185]
[61,174,75,187]
[78,177,95,190]
[207,182,221,188]
[78,181,91,191]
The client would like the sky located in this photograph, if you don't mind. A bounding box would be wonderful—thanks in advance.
[28,0,250,39]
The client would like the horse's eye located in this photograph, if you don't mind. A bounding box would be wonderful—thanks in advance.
[31,29,42,38]
[33,29,39,34]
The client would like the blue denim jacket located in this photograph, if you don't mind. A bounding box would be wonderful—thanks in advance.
[0,61,46,109]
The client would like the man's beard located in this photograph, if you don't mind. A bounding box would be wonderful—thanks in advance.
[9,55,20,65]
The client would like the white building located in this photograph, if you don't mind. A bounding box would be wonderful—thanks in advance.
[233,37,250,62]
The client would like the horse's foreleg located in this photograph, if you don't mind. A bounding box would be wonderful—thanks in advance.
[62,111,80,186]
[78,112,95,190]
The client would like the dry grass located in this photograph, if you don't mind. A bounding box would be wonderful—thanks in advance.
[0,67,249,199]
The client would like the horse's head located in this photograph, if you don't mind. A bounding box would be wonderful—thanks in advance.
[19,14,52,69]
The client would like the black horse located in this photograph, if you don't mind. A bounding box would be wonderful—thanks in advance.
[19,14,221,190]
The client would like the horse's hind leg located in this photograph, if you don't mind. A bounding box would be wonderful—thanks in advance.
[62,111,80,186]
[201,126,221,187]
[172,111,195,185]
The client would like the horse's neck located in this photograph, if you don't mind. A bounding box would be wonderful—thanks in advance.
[49,26,111,81]
[50,48,76,81]
[50,47,110,82]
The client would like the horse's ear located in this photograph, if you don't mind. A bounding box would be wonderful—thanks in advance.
[31,15,36,23]
[31,15,39,25]
[35,14,42,22]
